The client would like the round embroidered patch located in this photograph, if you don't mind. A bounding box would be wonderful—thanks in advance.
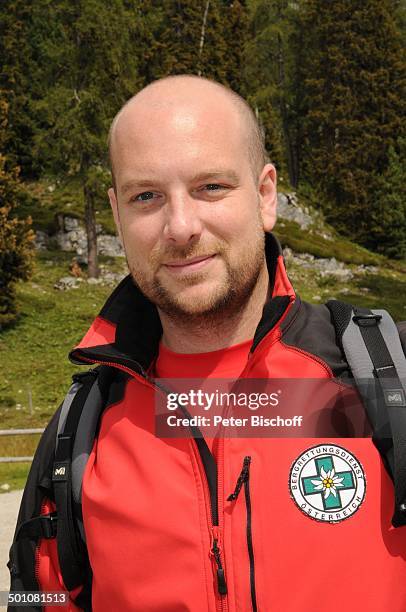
[289,444,366,523]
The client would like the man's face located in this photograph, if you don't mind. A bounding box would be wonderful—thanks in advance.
[108,92,277,322]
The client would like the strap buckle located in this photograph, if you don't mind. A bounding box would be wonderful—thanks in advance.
[41,513,58,538]
[353,313,382,327]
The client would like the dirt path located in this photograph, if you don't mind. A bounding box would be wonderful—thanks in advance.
[0,490,23,609]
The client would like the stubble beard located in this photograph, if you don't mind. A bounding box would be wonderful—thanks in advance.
[127,229,267,329]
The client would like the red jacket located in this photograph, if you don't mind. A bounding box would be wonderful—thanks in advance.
[9,233,406,611]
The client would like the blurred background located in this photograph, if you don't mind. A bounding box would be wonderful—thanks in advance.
[0,0,405,489]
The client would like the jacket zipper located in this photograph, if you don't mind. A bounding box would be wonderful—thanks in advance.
[228,456,257,612]
[75,353,228,610]
[213,434,228,611]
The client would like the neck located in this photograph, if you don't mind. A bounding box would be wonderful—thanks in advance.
[159,266,270,354]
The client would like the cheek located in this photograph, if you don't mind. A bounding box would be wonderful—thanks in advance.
[208,201,262,245]
[121,216,160,260]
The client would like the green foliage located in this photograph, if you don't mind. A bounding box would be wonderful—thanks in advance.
[0,0,50,177]
[33,1,140,174]
[244,0,300,177]
[369,138,406,259]
[135,0,248,91]
[298,0,406,254]
[0,99,35,329]
[29,0,141,276]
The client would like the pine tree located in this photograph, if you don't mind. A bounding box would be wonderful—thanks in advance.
[32,0,140,277]
[0,0,52,177]
[135,1,247,92]
[299,0,406,252]
[0,97,35,329]
[220,0,250,95]
[371,138,406,259]
[243,0,300,179]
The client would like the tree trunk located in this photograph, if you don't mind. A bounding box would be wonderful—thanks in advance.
[197,0,210,76]
[83,182,99,279]
[277,29,297,185]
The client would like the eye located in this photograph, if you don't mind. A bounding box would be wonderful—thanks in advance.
[204,184,225,191]
[133,191,156,201]
[199,183,229,193]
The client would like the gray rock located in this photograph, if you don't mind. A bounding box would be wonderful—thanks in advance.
[33,230,49,250]
[98,235,124,257]
[320,268,353,281]
[277,192,313,230]
[355,265,379,275]
[64,216,80,231]
[87,277,102,285]
[54,276,82,290]
[53,217,124,259]
[284,248,354,280]
[86,271,126,287]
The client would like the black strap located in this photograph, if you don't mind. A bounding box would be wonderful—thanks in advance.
[352,307,406,526]
[353,307,399,387]
[52,370,98,591]
[16,513,58,540]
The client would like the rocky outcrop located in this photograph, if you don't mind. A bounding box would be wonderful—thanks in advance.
[283,248,379,281]
[54,270,126,290]
[277,193,313,230]
[54,215,124,260]
[33,215,124,259]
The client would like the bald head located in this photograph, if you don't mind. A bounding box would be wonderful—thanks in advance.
[108,75,268,189]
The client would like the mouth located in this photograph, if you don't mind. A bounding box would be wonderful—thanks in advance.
[163,254,216,273]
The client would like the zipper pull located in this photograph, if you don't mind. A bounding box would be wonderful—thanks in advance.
[227,456,251,501]
[210,526,227,596]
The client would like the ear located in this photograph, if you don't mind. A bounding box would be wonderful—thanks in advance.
[258,163,277,232]
[108,187,123,242]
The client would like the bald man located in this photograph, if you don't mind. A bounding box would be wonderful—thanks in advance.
[107,75,277,353]
[8,75,406,612]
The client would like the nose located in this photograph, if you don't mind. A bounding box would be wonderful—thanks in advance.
[163,190,203,245]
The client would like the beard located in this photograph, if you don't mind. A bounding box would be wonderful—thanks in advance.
[126,224,267,328]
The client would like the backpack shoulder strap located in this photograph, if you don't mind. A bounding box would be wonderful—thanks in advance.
[327,299,406,526]
[52,365,114,596]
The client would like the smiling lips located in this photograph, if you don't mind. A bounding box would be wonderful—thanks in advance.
[163,254,216,273]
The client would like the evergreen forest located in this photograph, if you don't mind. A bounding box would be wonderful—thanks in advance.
[0,0,405,325]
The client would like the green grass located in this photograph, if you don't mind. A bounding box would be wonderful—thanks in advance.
[274,219,385,266]
[0,438,39,493]
[0,463,31,493]
[0,251,125,430]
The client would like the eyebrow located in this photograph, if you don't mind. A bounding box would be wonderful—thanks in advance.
[120,179,157,195]
[190,169,240,184]
[120,169,239,196]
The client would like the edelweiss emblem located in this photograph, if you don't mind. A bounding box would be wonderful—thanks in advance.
[310,466,344,500]
[289,444,366,524]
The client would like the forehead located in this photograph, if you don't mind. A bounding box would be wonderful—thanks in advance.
[111,93,250,184]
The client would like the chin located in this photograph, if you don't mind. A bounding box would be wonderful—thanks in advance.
[172,291,227,315]
[157,284,231,318]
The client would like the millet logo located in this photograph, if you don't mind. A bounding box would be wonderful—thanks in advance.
[54,467,66,476]
[384,389,406,407]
